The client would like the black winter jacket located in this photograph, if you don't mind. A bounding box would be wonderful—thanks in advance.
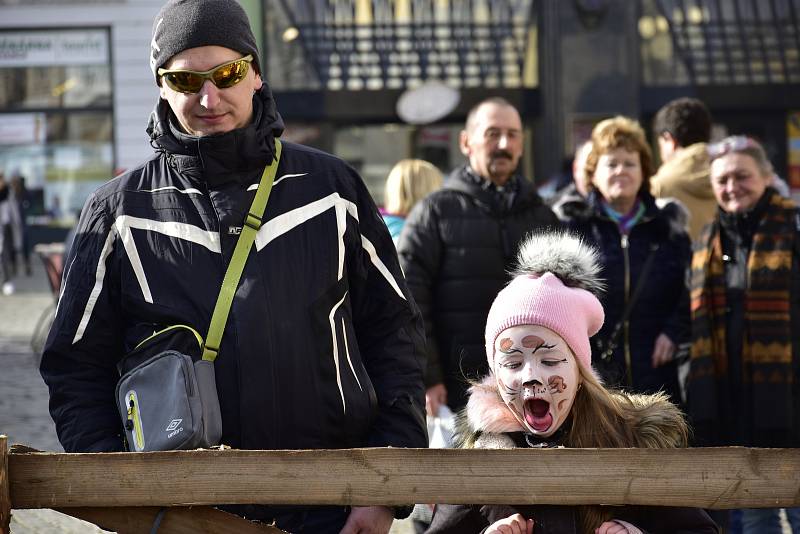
[40,88,427,459]
[557,191,691,401]
[397,165,558,410]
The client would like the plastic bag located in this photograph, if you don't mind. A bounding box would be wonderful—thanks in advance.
[426,404,455,449]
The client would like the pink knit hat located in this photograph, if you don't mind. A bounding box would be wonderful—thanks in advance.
[484,232,605,371]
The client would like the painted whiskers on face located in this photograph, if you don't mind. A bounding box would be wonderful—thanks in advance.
[494,325,581,437]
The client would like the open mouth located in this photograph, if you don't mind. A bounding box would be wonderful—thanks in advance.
[524,398,553,432]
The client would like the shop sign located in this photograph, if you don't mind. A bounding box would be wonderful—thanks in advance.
[0,29,108,67]
[0,113,46,145]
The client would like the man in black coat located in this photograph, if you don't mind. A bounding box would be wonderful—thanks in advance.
[397,97,558,415]
[39,1,426,532]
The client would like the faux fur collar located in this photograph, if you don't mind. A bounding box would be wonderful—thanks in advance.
[466,375,525,434]
[463,375,688,450]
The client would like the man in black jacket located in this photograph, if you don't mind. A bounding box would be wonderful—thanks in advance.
[397,97,558,415]
[39,1,426,532]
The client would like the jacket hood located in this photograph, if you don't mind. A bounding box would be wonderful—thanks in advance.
[146,84,285,185]
[444,165,546,213]
[654,142,714,199]
[562,189,659,220]
[461,375,687,449]
[550,184,586,221]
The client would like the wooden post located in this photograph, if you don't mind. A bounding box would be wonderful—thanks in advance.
[1,436,10,534]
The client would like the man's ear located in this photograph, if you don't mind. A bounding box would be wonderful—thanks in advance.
[459,129,470,157]
[253,73,263,91]
[159,84,169,100]
[661,131,677,150]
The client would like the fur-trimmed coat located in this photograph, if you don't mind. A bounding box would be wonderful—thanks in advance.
[426,376,719,534]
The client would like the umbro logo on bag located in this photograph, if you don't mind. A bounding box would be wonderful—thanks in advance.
[166,419,184,439]
[166,419,182,431]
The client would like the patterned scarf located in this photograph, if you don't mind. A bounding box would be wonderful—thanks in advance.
[689,192,797,434]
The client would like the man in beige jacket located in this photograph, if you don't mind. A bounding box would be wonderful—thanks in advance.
[651,97,717,242]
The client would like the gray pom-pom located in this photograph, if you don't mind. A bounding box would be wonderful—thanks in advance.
[511,231,605,295]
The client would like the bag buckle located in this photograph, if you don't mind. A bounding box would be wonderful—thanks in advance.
[244,212,261,231]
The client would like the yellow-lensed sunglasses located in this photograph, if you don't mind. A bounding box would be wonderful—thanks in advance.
[158,54,253,94]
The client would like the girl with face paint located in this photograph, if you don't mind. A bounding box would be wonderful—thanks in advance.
[425,232,718,534]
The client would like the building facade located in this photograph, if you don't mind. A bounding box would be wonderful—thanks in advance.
[1,0,798,236]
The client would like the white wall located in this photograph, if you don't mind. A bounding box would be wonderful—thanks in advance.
[2,0,163,173]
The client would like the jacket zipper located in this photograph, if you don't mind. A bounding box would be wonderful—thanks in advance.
[134,324,203,352]
[621,233,633,387]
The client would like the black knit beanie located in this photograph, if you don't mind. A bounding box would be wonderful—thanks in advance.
[149,0,261,82]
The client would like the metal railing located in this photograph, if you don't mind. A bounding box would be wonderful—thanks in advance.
[645,0,800,85]
[269,0,536,90]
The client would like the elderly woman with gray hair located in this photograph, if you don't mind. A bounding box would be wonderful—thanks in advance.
[687,135,800,533]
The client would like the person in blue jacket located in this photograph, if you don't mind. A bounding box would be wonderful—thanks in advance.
[39,1,427,532]
[380,159,442,245]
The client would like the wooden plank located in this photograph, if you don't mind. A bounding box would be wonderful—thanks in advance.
[9,447,800,510]
[58,506,286,534]
[0,437,9,534]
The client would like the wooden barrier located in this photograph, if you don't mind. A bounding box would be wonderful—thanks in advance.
[2,435,800,533]
[1,437,9,534]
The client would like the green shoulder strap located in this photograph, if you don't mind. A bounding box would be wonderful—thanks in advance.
[201,139,282,362]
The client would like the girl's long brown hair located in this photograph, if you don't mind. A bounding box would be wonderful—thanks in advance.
[565,366,689,532]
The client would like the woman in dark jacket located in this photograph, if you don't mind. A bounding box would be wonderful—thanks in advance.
[688,135,800,532]
[426,232,717,534]
[555,116,691,403]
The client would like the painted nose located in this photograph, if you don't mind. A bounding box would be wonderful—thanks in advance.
[521,364,543,386]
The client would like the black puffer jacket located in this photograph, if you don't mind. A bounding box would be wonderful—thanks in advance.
[558,191,691,401]
[41,86,427,460]
[397,166,558,410]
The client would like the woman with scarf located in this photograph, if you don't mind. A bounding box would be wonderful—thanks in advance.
[556,116,691,403]
[688,135,800,533]
[426,231,717,533]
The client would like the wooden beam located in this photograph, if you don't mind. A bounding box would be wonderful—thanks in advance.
[9,447,800,510]
[0,436,9,534]
[58,506,285,534]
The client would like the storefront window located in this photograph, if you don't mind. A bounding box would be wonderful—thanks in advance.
[0,28,113,222]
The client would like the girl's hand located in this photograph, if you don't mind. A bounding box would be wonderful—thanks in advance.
[486,513,534,534]
[596,519,643,534]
